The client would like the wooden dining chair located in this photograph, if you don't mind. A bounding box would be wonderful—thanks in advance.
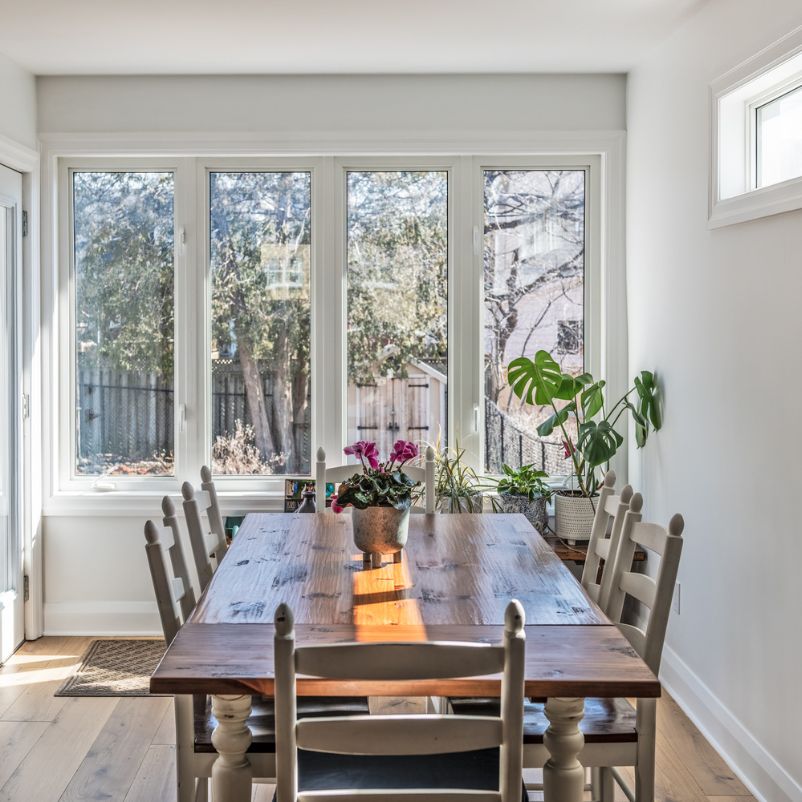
[272,599,528,802]
[143,515,370,802]
[181,480,228,592]
[580,470,634,615]
[315,445,437,513]
[592,505,685,802]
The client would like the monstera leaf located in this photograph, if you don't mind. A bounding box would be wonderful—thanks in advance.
[634,371,661,447]
[577,420,624,468]
[508,351,565,405]
[508,351,590,408]
[580,380,606,419]
[537,401,576,437]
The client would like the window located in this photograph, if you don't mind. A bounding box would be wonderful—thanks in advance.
[482,169,586,474]
[209,172,312,476]
[72,171,175,476]
[346,171,448,457]
[756,83,802,188]
[711,29,802,226]
[53,149,612,500]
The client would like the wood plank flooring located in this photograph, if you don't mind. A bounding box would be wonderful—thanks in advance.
[0,637,755,802]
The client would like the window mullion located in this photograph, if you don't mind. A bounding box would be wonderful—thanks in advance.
[452,156,480,471]
[318,156,344,463]
[174,158,202,482]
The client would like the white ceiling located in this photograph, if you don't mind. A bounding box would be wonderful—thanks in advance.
[0,0,706,75]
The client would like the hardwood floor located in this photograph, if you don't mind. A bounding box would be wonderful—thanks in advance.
[0,637,755,802]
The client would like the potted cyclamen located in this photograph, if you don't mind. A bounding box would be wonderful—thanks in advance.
[507,349,662,543]
[331,439,421,567]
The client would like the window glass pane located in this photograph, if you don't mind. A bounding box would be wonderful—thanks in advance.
[757,84,802,188]
[73,172,175,476]
[483,169,585,474]
[346,171,448,460]
[209,172,312,475]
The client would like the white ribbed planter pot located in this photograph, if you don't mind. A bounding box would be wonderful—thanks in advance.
[554,492,597,544]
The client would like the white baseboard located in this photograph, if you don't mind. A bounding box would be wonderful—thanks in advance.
[43,601,161,636]
[661,644,802,802]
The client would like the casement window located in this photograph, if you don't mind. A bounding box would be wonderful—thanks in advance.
[711,28,802,226]
[53,152,608,499]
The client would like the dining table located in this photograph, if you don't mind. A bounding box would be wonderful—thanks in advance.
[151,511,660,802]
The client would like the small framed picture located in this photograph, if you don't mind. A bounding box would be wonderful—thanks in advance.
[283,479,335,512]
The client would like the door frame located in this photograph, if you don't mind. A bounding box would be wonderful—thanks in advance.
[0,132,42,643]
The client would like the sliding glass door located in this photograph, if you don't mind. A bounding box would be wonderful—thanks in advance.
[0,163,23,663]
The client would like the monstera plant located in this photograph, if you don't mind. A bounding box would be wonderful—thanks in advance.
[506,350,661,540]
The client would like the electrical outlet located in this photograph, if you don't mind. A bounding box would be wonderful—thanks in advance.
[672,582,681,615]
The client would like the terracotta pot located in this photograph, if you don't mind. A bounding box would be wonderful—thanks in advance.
[352,505,410,567]
[554,491,597,544]
[498,494,549,533]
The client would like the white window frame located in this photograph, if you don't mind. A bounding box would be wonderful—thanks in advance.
[710,25,802,228]
[41,133,625,515]
[197,158,325,493]
[58,158,189,494]
[471,155,602,474]
[334,156,457,465]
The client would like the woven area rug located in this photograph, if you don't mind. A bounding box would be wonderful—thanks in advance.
[55,639,166,697]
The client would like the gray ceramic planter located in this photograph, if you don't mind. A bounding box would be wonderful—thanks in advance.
[437,494,484,513]
[352,505,410,567]
[498,493,549,533]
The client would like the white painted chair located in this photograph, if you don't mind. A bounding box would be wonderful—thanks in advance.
[181,480,228,592]
[143,510,369,802]
[315,445,436,513]
[272,599,528,802]
[579,470,634,615]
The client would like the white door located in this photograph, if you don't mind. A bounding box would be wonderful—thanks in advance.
[0,164,23,664]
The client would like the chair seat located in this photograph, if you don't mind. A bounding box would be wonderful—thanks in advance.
[273,748,527,800]
[449,697,638,744]
[194,695,370,753]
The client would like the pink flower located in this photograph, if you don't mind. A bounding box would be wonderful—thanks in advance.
[389,439,419,466]
[344,440,380,470]
[330,494,344,514]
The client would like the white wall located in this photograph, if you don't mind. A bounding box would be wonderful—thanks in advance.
[627,3,802,800]
[38,73,626,635]
[37,73,626,134]
[0,51,36,149]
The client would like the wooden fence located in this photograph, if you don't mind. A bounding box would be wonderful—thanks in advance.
[76,366,310,464]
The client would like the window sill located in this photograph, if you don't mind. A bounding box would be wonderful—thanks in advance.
[709,174,802,228]
[43,489,286,517]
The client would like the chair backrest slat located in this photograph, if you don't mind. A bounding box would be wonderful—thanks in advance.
[274,601,525,802]
[295,642,504,681]
[607,505,684,675]
[296,715,503,756]
[629,522,669,555]
[580,471,634,612]
[618,571,656,609]
[617,622,647,658]
[297,793,501,802]
[316,446,437,514]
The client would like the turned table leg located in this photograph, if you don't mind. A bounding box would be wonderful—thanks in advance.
[543,697,585,802]
[211,694,253,802]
